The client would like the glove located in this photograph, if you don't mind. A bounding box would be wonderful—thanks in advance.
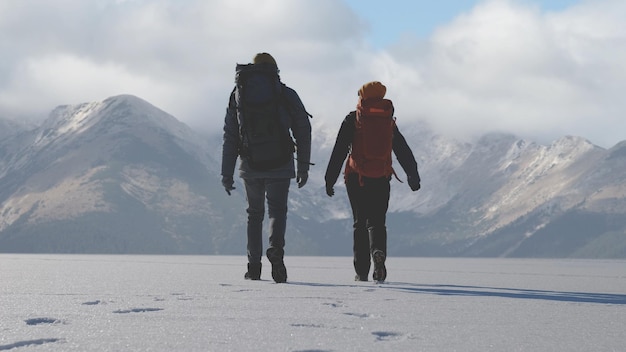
[408,175,421,192]
[296,171,308,188]
[325,184,335,197]
[221,176,236,196]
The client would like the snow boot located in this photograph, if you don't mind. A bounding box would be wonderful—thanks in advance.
[354,274,368,282]
[266,248,287,283]
[372,250,387,283]
[244,263,261,280]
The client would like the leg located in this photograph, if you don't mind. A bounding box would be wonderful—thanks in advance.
[364,177,390,282]
[244,178,265,266]
[346,173,371,280]
[366,177,390,255]
[265,178,290,253]
[265,178,290,283]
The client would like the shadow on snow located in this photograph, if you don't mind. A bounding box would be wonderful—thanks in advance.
[386,282,626,305]
[288,281,626,305]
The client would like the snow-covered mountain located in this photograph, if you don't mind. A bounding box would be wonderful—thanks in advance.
[0,95,244,254]
[1,95,625,257]
[305,119,626,258]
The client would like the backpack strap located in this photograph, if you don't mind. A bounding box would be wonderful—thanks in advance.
[280,83,313,119]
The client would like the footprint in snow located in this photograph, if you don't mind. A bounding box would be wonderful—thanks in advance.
[372,331,403,341]
[113,308,164,314]
[24,317,63,326]
[322,301,345,308]
[82,300,102,305]
[343,312,370,319]
[290,323,325,328]
[0,338,64,350]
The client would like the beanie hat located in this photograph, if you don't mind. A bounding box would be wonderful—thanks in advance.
[253,52,277,66]
[358,81,386,100]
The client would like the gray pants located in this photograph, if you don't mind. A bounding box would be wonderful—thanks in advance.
[243,178,291,264]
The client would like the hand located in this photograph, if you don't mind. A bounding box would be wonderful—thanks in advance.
[221,176,236,196]
[325,184,335,197]
[408,175,420,192]
[296,171,308,188]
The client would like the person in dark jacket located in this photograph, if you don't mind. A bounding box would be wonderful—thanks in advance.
[221,53,312,283]
[324,81,420,282]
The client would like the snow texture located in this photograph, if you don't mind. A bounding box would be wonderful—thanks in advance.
[1,255,625,351]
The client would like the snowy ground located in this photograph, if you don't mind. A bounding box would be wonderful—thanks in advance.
[1,255,625,352]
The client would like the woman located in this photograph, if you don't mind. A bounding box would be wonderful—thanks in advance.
[324,81,421,282]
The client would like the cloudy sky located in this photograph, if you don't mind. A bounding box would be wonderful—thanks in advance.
[1,0,625,148]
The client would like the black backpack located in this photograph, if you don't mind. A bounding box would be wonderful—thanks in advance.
[233,63,295,171]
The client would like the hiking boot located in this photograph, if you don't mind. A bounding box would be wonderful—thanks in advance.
[354,274,368,282]
[266,248,287,283]
[372,250,387,282]
[270,261,287,283]
[244,263,261,280]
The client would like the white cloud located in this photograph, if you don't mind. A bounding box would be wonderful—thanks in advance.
[0,54,176,111]
[0,0,625,147]
[385,0,626,147]
[0,0,367,130]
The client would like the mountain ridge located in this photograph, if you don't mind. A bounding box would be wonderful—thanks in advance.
[0,95,624,257]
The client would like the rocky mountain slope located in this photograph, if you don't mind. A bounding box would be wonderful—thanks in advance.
[398,129,626,258]
[0,95,244,254]
[1,95,624,257]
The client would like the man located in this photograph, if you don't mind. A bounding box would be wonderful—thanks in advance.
[221,53,312,283]
[324,81,420,282]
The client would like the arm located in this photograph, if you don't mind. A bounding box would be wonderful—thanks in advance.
[284,88,312,174]
[324,113,355,188]
[221,90,239,179]
[392,126,421,190]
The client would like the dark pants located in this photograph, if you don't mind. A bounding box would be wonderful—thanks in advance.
[243,178,291,264]
[345,173,390,277]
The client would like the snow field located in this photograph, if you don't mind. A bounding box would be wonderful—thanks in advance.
[1,255,625,351]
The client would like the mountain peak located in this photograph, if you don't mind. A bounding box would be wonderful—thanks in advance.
[106,93,145,103]
[37,95,186,144]
[100,94,197,143]
[102,94,158,114]
[546,135,598,162]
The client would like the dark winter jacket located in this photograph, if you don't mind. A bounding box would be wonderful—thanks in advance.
[221,85,312,179]
[324,111,420,187]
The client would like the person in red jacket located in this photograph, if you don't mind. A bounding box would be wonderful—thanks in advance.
[324,81,421,282]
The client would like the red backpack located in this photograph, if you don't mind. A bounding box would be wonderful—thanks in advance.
[345,97,397,184]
